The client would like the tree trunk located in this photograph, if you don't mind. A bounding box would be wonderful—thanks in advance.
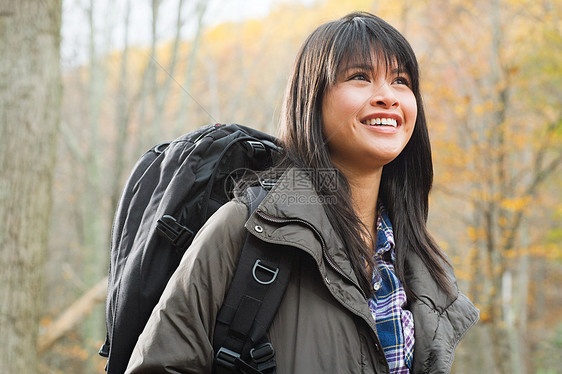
[175,0,209,133]
[111,0,133,212]
[0,0,62,372]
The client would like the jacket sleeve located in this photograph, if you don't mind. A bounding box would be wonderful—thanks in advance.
[126,200,249,374]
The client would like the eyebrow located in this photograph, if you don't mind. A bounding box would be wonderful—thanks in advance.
[389,67,408,74]
[339,63,373,73]
[339,64,410,78]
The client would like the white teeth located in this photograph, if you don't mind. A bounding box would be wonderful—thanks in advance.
[363,118,397,127]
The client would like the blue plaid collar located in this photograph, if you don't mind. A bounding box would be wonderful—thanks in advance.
[375,206,396,260]
[370,205,415,372]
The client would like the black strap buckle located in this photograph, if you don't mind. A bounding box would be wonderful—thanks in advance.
[215,347,240,371]
[246,140,266,157]
[156,215,193,248]
[153,142,170,154]
[98,342,110,358]
[258,178,277,190]
[250,343,275,364]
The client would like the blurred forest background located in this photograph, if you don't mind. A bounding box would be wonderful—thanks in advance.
[1,0,561,372]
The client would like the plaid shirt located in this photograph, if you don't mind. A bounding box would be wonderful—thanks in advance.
[368,207,415,373]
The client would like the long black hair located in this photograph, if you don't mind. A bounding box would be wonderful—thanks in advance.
[278,11,455,299]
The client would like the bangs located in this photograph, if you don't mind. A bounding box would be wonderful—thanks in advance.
[325,15,417,87]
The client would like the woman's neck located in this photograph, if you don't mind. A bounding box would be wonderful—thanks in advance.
[340,166,383,249]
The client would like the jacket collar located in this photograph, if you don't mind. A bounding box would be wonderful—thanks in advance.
[404,250,459,311]
[248,166,459,310]
[247,167,361,287]
[255,167,334,237]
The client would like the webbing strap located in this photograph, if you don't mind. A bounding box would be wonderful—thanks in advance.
[213,186,292,374]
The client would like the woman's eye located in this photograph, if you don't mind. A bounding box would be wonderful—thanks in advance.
[350,73,369,81]
[393,76,411,86]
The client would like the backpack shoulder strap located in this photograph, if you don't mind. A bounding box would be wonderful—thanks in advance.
[213,185,292,374]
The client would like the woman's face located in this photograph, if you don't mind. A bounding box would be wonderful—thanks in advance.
[322,57,417,176]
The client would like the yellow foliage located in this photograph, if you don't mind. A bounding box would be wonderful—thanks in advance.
[528,244,562,260]
[466,226,477,241]
[503,247,520,259]
[322,0,376,16]
[478,306,491,323]
[454,104,466,116]
[511,132,528,149]
[455,268,473,282]
[500,196,531,212]
[40,316,53,327]
[466,226,488,241]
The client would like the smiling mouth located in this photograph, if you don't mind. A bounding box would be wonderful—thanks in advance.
[361,118,398,128]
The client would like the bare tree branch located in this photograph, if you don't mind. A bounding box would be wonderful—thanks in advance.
[37,277,108,353]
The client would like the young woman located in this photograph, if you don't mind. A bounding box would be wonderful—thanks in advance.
[126,12,479,374]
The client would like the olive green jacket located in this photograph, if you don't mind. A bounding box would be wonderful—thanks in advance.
[126,168,479,374]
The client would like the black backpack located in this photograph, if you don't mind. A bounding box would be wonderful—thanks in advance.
[100,123,292,374]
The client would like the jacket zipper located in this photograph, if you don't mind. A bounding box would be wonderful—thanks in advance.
[255,210,363,294]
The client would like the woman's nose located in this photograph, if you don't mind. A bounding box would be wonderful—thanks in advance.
[369,83,399,108]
